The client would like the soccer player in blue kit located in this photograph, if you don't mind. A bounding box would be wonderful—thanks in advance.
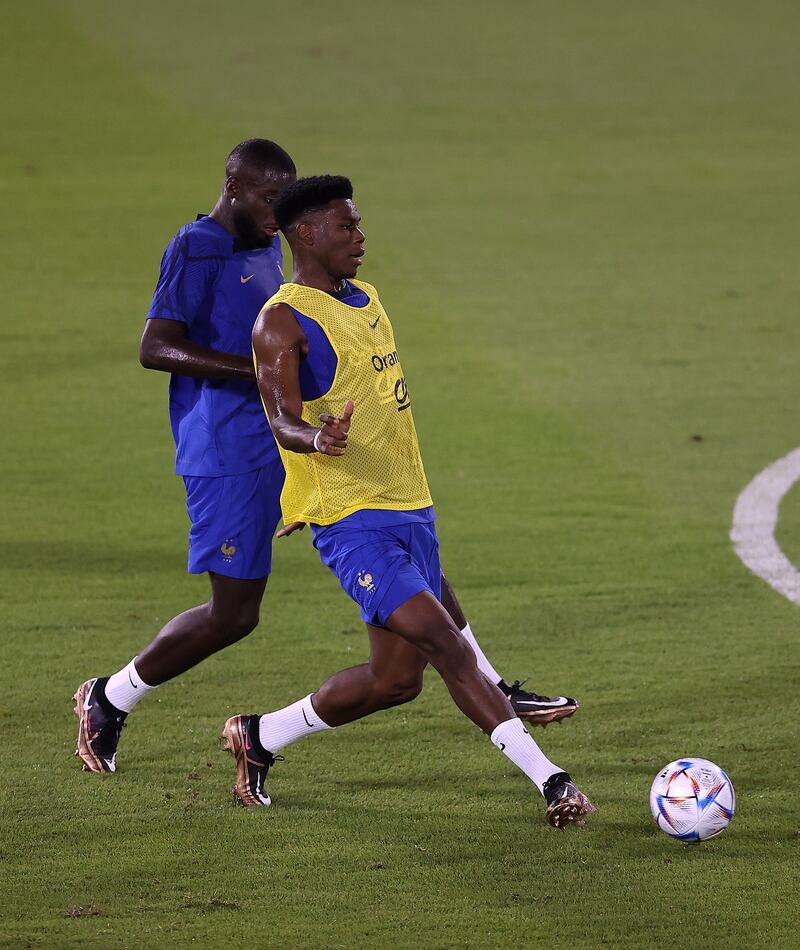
[73,140,578,775]
[225,175,594,827]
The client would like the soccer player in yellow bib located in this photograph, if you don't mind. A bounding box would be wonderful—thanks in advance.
[224,176,594,828]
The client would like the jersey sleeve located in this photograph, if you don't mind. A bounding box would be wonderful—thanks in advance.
[147,231,217,328]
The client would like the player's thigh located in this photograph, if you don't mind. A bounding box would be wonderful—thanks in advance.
[384,590,465,658]
[209,572,269,618]
[366,623,427,687]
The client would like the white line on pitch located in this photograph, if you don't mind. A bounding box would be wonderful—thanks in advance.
[730,447,800,605]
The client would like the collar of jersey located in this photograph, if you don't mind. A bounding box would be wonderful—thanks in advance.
[288,280,370,310]
[194,213,276,256]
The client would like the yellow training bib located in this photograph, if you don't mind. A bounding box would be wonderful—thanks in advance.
[255,279,433,525]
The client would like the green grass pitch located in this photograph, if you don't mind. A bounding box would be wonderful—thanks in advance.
[2,1,799,946]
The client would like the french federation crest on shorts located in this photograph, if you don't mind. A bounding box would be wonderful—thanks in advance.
[357,570,376,593]
[220,539,237,563]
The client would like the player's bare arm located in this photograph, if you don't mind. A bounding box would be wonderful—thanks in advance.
[253,302,352,455]
[140,318,255,380]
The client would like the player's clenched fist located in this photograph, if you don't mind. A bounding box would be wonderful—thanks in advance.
[314,400,354,456]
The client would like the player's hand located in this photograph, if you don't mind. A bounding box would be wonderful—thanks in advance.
[276,521,306,538]
[315,400,354,456]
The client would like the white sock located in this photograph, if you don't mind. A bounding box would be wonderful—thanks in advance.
[490,718,562,794]
[259,694,332,753]
[459,622,503,684]
[104,657,155,713]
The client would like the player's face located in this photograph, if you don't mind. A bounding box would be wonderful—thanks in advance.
[230,169,296,247]
[313,199,365,279]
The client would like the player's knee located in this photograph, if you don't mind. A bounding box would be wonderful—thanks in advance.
[377,674,423,709]
[229,606,260,641]
[208,603,260,645]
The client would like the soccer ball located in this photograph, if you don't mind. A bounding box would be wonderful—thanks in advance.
[649,758,735,842]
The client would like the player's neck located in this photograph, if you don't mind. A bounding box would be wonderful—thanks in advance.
[292,262,347,295]
[208,199,237,238]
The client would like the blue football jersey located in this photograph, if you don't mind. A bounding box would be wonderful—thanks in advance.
[147,215,283,476]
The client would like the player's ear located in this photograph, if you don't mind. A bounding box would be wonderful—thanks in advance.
[225,175,239,199]
[295,222,314,247]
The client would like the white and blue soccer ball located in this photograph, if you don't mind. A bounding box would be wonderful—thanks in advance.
[649,757,735,842]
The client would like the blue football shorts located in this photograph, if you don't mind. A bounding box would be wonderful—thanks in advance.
[182,463,285,580]
[312,510,442,628]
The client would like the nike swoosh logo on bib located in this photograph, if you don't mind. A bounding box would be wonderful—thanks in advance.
[369,316,380,329]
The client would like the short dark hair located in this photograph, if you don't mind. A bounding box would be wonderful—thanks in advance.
[274,175,353,231]
[225,139,296,179]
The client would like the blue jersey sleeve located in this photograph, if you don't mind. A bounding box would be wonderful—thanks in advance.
[147,230,218,328]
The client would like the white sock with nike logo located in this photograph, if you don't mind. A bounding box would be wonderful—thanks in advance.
[105,657,155,713]
[459,622,503,685]
[258,694,333,753]
[490,717,561,794]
